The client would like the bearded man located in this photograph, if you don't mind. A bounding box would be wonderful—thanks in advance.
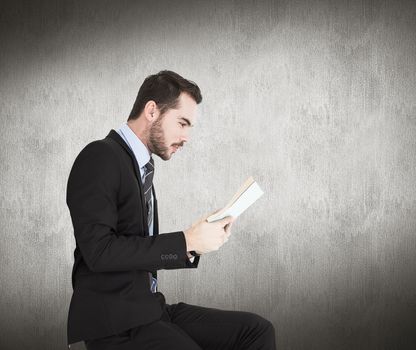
[66,70,276,349]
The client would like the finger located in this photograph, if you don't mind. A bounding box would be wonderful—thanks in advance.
[225,222,233,235]
[221,232,229,243]
[203,209,222,223]
[193,211,215,226]
[196,209,222,224]
[218,216,234,227]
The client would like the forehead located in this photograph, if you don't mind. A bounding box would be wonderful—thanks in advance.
[174,93,198,121]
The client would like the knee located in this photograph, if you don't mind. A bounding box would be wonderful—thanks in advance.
[239,313,276,348]
[243,312,275,334]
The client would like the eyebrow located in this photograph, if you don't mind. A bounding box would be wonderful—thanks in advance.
[179,116,194,127]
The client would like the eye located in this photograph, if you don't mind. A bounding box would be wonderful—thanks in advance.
[179,122,186,128]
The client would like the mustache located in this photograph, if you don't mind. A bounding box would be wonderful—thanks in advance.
[172,142,185,147]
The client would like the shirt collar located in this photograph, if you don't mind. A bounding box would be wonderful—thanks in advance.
[117,122,151,169]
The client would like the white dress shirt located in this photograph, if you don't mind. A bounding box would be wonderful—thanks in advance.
[116,123,154,236]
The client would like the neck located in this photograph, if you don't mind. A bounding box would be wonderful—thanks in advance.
[127,119,151,154]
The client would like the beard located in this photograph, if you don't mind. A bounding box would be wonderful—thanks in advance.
[148,116,184,161]
[148,117,169,160]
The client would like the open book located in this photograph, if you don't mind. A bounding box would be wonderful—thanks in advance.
[206,177,264,223]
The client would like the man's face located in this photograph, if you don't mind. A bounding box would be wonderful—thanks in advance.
[148,92,198,160]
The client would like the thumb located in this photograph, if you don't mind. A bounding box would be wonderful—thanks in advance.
[199,209,222,224]
[217,216,234,227]
[193,209,220,225]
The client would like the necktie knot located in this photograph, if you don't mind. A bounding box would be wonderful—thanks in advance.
[145,157,154,173]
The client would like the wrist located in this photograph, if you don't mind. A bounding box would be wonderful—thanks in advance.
[183,228,195,252]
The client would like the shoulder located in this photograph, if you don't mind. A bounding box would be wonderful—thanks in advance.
[69,138,122,182]
[67,138,122,204]
[76,139,119,165]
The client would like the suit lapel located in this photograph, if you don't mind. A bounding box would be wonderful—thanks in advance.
[106,130,148,231]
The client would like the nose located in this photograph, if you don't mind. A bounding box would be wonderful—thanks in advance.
[180,129,190,143]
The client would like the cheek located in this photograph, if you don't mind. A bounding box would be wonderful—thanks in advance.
[163,126,178,144]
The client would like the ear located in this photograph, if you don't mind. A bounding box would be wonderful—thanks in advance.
[143,100,160,123]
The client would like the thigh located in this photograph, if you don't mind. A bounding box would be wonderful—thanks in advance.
[85,320,202,350]
[167,302,276,350]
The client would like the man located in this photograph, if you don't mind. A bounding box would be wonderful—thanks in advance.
[66,70,276,349]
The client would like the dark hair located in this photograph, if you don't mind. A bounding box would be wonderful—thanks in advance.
[128,70,202,120]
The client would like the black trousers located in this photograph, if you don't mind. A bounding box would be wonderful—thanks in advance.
[85,293,276,350]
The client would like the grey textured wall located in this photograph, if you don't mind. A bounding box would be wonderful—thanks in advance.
[1,0,416,349]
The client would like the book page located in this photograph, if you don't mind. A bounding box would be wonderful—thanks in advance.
[207,179,264,222]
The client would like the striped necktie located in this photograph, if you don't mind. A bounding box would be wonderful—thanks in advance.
[143,157,157,292]
[143,157,154,228]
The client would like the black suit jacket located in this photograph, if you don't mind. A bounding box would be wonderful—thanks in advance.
[66,130,200,344]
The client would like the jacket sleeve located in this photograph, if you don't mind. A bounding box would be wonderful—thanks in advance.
[66,141,200,273]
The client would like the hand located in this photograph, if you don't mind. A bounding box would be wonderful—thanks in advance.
[223,219,234,242]
[211,209,235,243]
[184,211,235,255]
[190,208,220,227]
